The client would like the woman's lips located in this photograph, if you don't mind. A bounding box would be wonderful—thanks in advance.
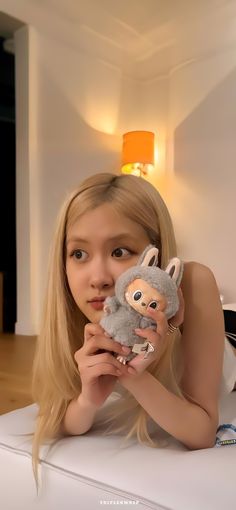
[89,301,105,311]
[88,298,106,311]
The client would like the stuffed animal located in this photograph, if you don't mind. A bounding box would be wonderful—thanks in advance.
[100,245,183,364]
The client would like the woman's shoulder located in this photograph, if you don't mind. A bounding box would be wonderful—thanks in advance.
[182,260,217,284]
[181,261,220,304]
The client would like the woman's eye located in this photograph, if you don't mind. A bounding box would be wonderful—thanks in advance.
[71,249,88,261]
[112,247,131,258]
[133,290,142,301]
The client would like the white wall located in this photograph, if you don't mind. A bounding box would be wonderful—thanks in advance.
[166,47,236,302]
[14,28,124,333]
[1,1,236,334]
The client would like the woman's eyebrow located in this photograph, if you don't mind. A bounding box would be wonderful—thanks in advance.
[66,233,135,245]
[66,236,88,246]
[107,233,136,242]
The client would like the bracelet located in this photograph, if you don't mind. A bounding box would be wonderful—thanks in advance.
[215,423,236,447]
[167,321,179,335]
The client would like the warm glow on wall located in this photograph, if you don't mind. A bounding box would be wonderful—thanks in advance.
[121,131,155,177]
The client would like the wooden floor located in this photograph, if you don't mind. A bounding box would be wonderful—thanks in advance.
[0,333,36,415]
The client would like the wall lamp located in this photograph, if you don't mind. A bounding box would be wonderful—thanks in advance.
[121,130,155,177]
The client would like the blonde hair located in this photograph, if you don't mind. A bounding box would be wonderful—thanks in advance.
[32,172,181,479]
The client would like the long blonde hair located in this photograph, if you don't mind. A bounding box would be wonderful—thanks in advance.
[32,172,181,478]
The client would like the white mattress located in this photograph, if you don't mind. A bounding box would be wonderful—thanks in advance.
[0,392,236,510]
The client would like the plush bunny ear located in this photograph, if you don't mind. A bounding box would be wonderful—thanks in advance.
[165,257,183,287]
[139,245,159,267]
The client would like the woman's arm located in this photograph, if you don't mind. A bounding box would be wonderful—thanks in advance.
[120,262,225,449]
[62,323,133,436]
[119,371,217,449]
[180,261,225,431]
[62,395,98,436]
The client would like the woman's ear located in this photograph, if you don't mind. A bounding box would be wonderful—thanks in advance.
[139,245,159,267]
[165,258,183,287]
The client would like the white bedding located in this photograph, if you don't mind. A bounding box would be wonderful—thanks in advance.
[0,391,236,510]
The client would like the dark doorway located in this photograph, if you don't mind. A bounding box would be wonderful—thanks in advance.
[0,36,16,332]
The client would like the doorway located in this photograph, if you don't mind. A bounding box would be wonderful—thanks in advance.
[0,36,16,332]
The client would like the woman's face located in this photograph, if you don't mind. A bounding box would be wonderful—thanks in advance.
[66,203,150,323]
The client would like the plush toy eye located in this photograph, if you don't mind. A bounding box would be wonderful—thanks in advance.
[133,290,142,301]
[149,300,158,309]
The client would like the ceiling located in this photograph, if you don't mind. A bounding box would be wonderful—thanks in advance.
[1,0,236,79]
[42,0,236,78]
[44,0,224,41]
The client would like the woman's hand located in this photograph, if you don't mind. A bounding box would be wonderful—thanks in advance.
[169,288,185,328]
[123,289,185,377]
[125,309,169,375]
[74,323,136,408]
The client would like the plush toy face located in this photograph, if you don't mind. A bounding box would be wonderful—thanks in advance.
[125,278,167,316]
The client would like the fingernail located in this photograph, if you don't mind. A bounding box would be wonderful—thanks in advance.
[122,346,130,353]
[116,370,122,375]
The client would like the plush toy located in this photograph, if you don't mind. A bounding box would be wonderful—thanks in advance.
[100,245,183,364]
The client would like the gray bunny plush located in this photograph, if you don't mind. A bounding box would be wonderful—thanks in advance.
[100,245,183,364]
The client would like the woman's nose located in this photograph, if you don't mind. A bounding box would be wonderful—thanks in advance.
[89,259,114,290]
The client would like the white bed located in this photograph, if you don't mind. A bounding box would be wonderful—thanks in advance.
[0,391,235,510]
[0,303,236,510]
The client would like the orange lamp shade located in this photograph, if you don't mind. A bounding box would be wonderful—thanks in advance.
[121,131,155,176]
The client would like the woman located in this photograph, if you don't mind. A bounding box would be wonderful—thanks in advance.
[32,172,229,478]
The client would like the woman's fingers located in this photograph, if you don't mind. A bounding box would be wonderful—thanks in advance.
[134,327,161,344]
[175,288,185,325]
[74,323,135,381]
[127,311,168,372]
[84,334,131,357]
[76,351,136,377]
[168,288,185,328]
[84,363,123,378]
[84,322,105,342]
[86,352,130,370]
[83,322,131,355]
[145,309,168,336]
